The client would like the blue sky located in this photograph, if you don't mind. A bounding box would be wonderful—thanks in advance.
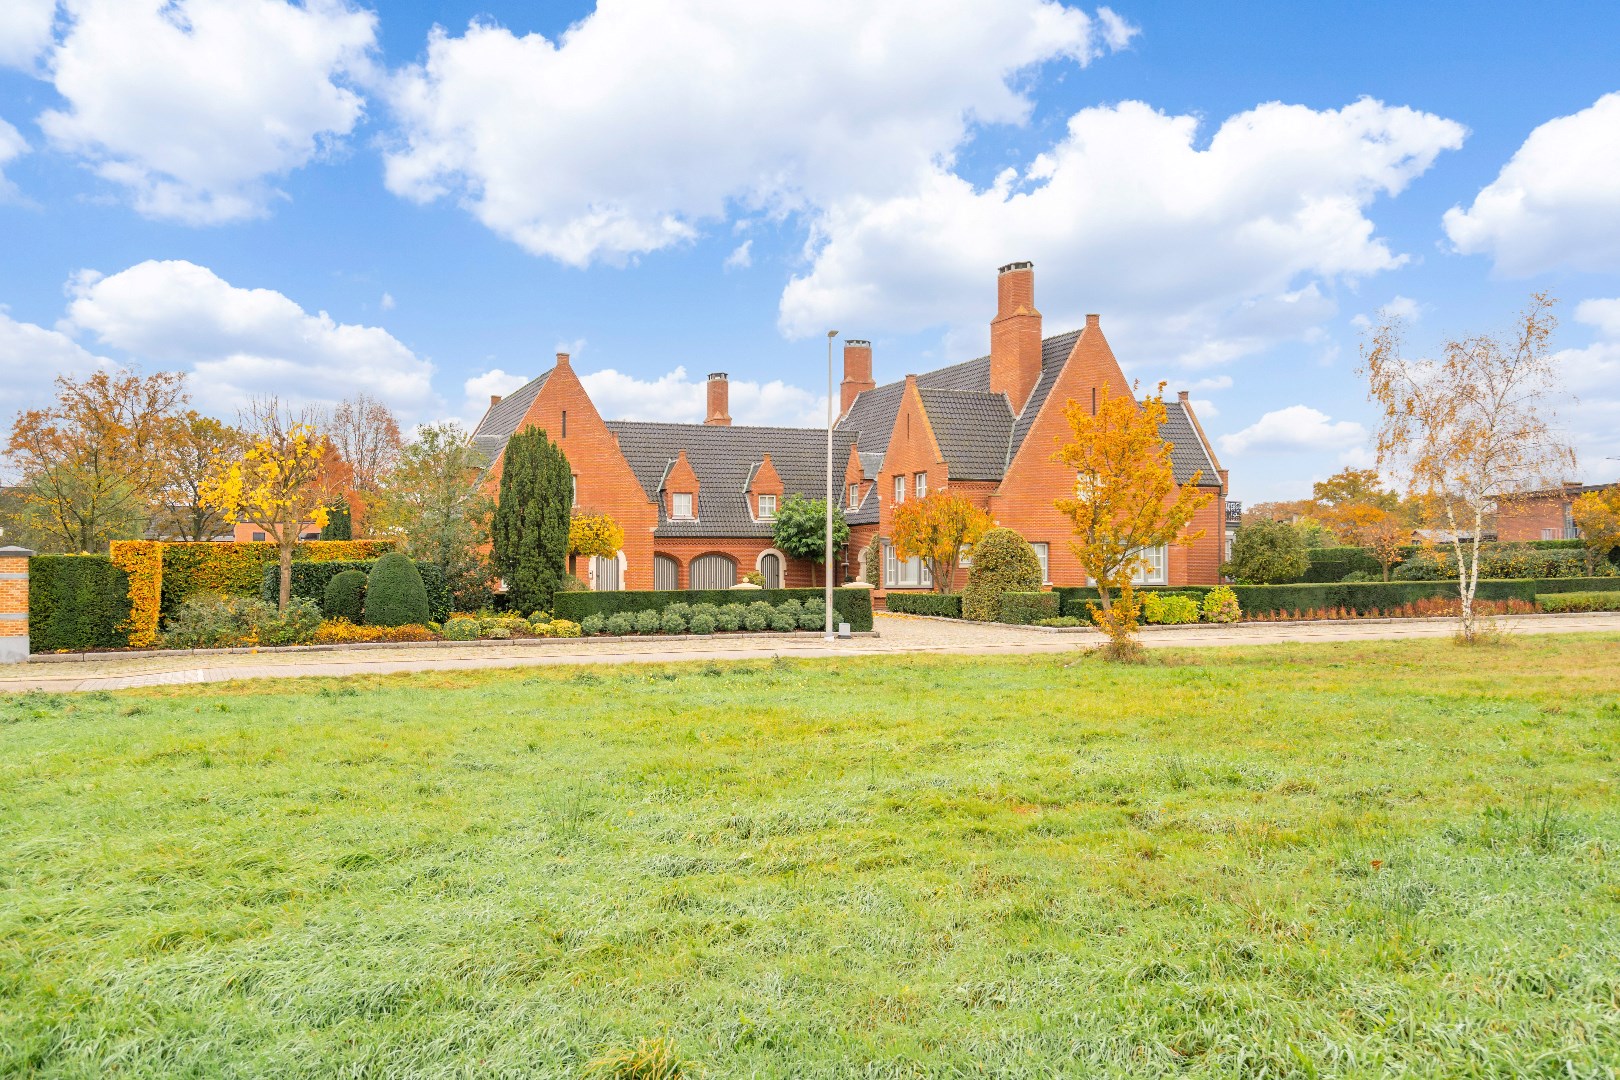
[3,1,1619,502]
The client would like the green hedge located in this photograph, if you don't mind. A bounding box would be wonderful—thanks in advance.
[1301,546,1384,583]
[998,592,1058,625]
[28,555,132,652]
[885,593,961,618]
[260,560,452,622]
[553,588,873,632]
[1538,591,1620,613]
[1055,577,1620,618]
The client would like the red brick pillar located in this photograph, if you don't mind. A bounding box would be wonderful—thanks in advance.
[0,546,30,663]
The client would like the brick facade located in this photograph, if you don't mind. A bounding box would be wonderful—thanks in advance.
[0,546,30,662]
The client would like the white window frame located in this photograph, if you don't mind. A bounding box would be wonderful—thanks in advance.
[914,472,927,499]
[1031,542,1050,584]
[958,544,973,569]
[757,494,777,520]
[671,492,694,520]
[894,474,906,504]
[883,540,932,589]
[849,482,861,507]
[571,474,578,507]
[1083,545,1168,587]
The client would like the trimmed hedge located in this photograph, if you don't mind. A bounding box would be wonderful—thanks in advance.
[1056,577,1620,617]
[162,539,395,617]
[885,593,962,618]
[1301,546,1384,583]
[1538,591,1620,613]
[28,555,132,652]
[260,559,452,623]
[553,587,873,632]
[998,591,1058,625]
[322,570,367,622]
[364,553,431,627]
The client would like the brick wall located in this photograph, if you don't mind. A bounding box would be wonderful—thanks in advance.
[1496,495,1569,541]
[0,547,29,661]
[651,537,824,589]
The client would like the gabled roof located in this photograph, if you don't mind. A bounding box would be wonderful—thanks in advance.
[1160,400,1221,485]
[917,389,1014,480]
[607,421,862,538]
[470,372,550,461]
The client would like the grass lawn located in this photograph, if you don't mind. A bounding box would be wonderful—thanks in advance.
[3,635,1619,1078]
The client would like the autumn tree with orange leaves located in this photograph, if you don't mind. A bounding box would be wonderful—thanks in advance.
[1361,294,1575,641]
[1571,487,1620,576]
[202,398,334,612]
[1054,382,1211,660]
[891,491,992,593]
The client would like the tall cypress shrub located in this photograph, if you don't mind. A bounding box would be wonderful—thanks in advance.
[319,503,352,540]
[491,426,572,614]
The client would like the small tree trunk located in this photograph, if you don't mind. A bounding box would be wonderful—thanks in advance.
[279,542,293,614]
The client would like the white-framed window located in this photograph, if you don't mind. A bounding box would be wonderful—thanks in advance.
[1541,527,1558,540]
[757,494,777,520]
[1083,545,1169,586]
[1031,542,1050,583]
[914,472,927,499]
[849,482,861,507]
[894,474,906,504]
[571,474,577,507]
[883,541,932,588]
[671,492,694,519]
[958,544,973,568]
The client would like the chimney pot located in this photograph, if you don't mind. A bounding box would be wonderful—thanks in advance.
[990,262,1042,413]
[555,352,571,368]
[840,340,876,417]
[490,394,502,406]
[1085,314,1100,328]
[705,371,731,426]
[1178,390,1190,403]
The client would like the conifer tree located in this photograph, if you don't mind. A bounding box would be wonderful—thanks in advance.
[491,426,573,613]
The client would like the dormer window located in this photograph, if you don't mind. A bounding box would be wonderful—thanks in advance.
[757,494,777,520]
[671,492,694,520]
[848,482,860,507]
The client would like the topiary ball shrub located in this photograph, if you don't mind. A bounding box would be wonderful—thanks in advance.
[769,607,797,632]
[743,601,773,631]
[688,612,717,634]
[364,552,431,627]
[634,609,663,634]
[660,609,687,634]
[322,569,367,623]
[714,606,741,632]
[797,602,825,630]
[963,528,1043,621]
[581,613,607,636]
[605,612,635,636]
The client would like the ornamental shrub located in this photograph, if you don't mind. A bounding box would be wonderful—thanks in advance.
[1142,593,1200,625]
[742,602,772,631]
[605,612,635,636]
[581,613,607,636]
[776,598,803,618]
[256,599,323,645]
[1538,591,1620,612]
[551,586,872,632]
[162,595,320,649]
[796,602,825,630]
[27,555,132,652]
[963,528,1043,622]
[660,609,688,634]
[443,616,481,641]
[1393,551,1447,580]
[550,619,582,638]
[1201,585,1241,623]
[663,601,693,622]
[885,593,962,618]
[364,552,431,627]
[312,620,433,645]
[634,608,663,634]
[769,607,797,632]
[688,612,717,634]
[1036,616,1085,627]
[492,426,573,615]
[714,606,741,632]
[997,591,1059,625]
[322,570,367,622]
[1224,519,1310,584]
[109,540,162,647]
[689,603,719,623]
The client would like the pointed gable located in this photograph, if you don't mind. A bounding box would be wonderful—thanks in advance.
[663,449,700,518]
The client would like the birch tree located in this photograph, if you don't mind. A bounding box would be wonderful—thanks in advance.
[1360,294,1575,641]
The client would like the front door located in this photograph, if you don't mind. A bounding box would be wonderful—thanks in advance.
[591,555,621,591]
[759,552,781,589]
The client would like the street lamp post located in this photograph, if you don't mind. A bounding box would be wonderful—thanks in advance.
[826,330,839,640]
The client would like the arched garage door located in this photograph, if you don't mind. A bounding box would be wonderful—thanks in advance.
[690,554,737,590]
[654,554,680,591]
[759,552,781,589]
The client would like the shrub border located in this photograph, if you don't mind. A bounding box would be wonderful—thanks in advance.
[553,587,873,632]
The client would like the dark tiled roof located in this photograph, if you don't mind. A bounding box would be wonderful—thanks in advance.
[845,483,880,525]
[1161,400,1220,485]
[918,389,1014,480]
[1007,331,1082,467]
[607,421,862,538]
[471,372,550,461]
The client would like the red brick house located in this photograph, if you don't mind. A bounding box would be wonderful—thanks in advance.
[1496,480,1616,541]
[471,262,1227,595]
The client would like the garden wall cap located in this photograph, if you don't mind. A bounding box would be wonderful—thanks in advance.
[728,582,763,590]
[840,581,876,589]
[0,546,35,556]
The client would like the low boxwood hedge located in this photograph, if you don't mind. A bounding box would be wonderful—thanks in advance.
[997,592,1058,625]
[885,593,962,618]
[28,555,132,652]
[1538,591,1620,613]
[260,559,452,623]
[1054,577,1620,618]
[553,587,873,632]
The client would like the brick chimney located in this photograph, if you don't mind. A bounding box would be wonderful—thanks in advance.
[490,394,503,406]
[705,372,731,426]
[840,339,875,417]
[990,261,1042,414]
[555,352,571,370]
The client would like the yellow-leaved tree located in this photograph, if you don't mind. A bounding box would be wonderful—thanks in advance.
[891,490,992,593]
[1054,381,1211,660]
[202,399,332,612]
[1571,487,1620,576]
[1361,294,1575,641]
[569,513,625,565]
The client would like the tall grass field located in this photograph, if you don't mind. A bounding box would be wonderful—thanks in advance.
[3,636,1618,1077]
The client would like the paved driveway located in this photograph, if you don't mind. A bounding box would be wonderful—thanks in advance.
[3,611,1617,693]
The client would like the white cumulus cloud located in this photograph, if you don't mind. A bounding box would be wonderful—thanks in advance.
[0,117,26,200]
[581,365,827,428]
[0,304,111,415]
[63,259,438,418]
[723,241,753,271]
[0,0,56,70]
[1551,297,1620,473]
[781,97,1465,370]
[37,0,376,224]
[382,0,1134,266]
[1443,92,1620,275]
[1219,405,1367,456]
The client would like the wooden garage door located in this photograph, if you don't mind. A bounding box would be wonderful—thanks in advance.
[654,554,680,591]
[759,553,781,589]
[690,554,736,590]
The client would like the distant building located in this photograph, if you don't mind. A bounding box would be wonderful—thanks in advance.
[1495,481,1615,541]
